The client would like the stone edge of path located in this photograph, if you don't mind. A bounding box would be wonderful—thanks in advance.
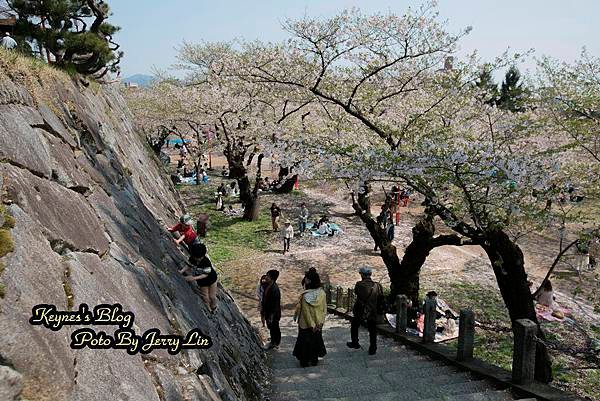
[327,307,585,401]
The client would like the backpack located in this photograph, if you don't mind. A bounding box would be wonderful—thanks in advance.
[360,283,383,321]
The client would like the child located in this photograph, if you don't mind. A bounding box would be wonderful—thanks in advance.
[167,214,199,250]
[283,220,294,254]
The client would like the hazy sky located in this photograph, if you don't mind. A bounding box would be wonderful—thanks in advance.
[110,0,599,77]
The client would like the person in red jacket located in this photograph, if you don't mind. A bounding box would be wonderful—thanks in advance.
[167,214,199,250]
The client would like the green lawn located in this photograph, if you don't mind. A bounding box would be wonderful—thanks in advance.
[177,182,273,267]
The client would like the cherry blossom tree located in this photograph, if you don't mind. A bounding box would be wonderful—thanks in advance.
[240,3,564,381]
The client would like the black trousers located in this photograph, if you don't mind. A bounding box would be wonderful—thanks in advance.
[283,238,291,251]
[350,316,377,349]
[267,318,281,345]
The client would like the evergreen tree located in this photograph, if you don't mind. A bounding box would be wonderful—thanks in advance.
[7,0,122,77]
[475,68,499,106]
[497,65,529,112]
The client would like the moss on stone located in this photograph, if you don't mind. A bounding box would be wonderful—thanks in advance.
[0,283,5,298]
[0,229,14,258]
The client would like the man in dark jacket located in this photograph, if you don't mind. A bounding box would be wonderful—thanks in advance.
[262,269,282,349]
[347,266,383,355]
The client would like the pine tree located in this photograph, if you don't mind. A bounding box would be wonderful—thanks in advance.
[7,0,122,77]
[475,68,499,106]
[497,66,529,112]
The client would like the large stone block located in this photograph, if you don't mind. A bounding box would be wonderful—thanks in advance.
[1,164,109,255]
[0,205,75,401]
[0,105,53,178]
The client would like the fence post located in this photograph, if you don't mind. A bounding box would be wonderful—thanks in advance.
[512,319,537,385]
[346,288,352,313]
[335,287,342,309]
[325,285,332,305]
[422,297,436,343]
[396,295,408,334]
[456,309,475,361]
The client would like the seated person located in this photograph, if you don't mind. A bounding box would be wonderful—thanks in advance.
[316,216,334,236]
[182,165,195,178]
[200,169,209,183]
[536,280,555,309]
[217,183,228,196]
[223,205,240,216]
[269,178,280,189]
[221,166,229,177]
[258,178,269,191]
[229,181,239,196]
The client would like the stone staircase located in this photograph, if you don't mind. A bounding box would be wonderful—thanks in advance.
[267,315,534,401]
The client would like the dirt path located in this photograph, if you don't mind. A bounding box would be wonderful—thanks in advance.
[214,181,598,345]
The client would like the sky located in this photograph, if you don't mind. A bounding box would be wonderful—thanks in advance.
[110,0,599,78]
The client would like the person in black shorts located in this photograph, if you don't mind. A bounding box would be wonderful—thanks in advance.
[179,243,218,313]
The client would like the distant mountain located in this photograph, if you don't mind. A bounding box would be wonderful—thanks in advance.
[122,74,155,87]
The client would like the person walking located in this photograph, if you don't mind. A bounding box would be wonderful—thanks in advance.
[1,33,17,50]
[179,243,218,313]
[282,220,294,254]
[256,275,269,327]
[262,270,282,349]
[298,203,309,236]
[293,268,327,367]
[270,203,281,232]
[347,266,384,355]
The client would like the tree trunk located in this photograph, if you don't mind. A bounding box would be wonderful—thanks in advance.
[243,195,261,221]
[394,212,436,306]
[482,230,553,383]
[351,185,467,307]
[352,186,430,306]
[273,166,297,194]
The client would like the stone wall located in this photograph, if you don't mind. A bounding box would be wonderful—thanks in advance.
[0,53,268,401]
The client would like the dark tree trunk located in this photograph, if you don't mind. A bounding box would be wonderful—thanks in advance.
[394,212,435,306]
[243,194,261,221]
[350,185,462,307]
[482,230,553,383]
[273,166,297,194]
[272,174,298,194]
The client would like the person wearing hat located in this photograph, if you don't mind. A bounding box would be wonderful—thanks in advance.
[282,220,294,254]
[179,243,218,313]
[167,214,199,250]
[347,266,383,355]
[1,32,17,50]
[262,269,282,349]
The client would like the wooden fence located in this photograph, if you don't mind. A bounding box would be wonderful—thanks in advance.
[323,284,541,386]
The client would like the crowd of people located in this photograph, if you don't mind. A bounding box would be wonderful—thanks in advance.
[270,202,343,254]
[257,265,384,367]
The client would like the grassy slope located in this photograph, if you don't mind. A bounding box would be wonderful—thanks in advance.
[437,282,599,400]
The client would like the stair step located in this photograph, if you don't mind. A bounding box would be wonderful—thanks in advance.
[302,391,418,401]
[414,380,495,399]
[271,352,437,370]
[273,363,459,385]
[418,389,515,401]
[269,315,509,401]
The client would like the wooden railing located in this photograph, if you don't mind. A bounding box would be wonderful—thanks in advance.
[323,284,540,386]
